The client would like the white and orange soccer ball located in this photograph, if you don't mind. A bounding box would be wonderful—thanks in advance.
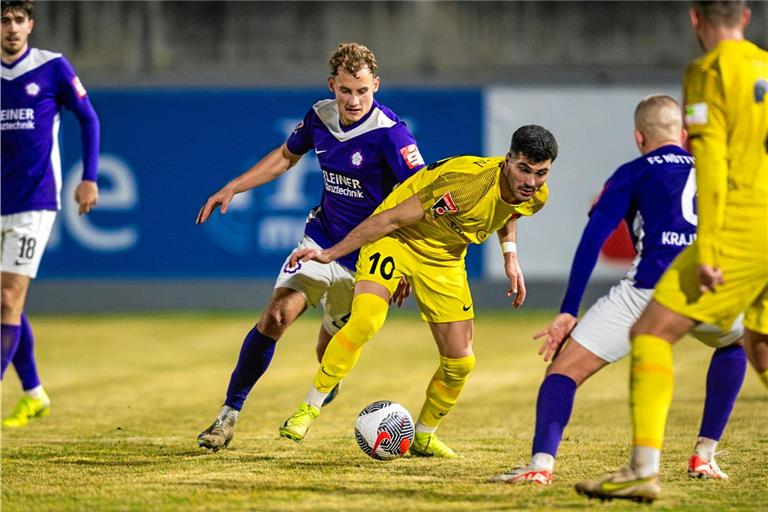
[354,400,414,460]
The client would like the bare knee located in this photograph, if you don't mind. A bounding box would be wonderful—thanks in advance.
[257,294,306,339]
[545,338,608,386]
[1,279,28,322]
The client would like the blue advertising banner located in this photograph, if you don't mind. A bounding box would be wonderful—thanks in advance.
[45,88,483,279]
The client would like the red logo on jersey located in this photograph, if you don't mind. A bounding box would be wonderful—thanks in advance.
[399,144,425,170]
[72,76,87,98]
[430,191,459,217]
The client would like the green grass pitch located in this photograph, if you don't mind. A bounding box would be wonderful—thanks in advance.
[2,311,766,511]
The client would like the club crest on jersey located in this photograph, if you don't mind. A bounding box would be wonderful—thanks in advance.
[351,151,364,168]
[71,76,87,98]
[25,82,40,96]
[430,191,459,217]
[400,144,424,170]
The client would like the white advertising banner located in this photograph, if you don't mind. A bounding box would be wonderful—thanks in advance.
[484,85,680,280]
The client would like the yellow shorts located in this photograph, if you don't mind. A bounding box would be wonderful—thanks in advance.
[653,242,768,334]
[356,235,473,323]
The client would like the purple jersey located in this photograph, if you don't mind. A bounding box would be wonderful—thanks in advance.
[1,48,100,215]
[560,145,698,316]
[286,99,424,270]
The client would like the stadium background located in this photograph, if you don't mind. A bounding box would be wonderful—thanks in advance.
[27,0,768,313]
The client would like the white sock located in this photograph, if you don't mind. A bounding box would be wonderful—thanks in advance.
[531,452,555,471]
[694,437,718,461]
[24,385,46,401]
[304,387,328,410]
[415,422,436,434]
[218,405,239,422]
[631,446,661,478]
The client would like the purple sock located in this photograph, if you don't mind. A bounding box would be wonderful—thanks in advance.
[1,324,22,378]
[532,373,577,457]
[12,312,41,390]
[698,344,747,441]
[224,326,277,411]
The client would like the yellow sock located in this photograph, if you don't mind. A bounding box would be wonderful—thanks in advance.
[313,293,389,392]
[631,334,674,449]
[417,354,476,428]
[760,369,768,390]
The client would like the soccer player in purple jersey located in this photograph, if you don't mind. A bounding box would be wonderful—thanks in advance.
[1,0,100,427]
[195,42,424,451]
[490,96,745,485]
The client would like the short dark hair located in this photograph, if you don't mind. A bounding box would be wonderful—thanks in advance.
[692,0,745,26]
[509,125,558,163]
[1,0,34,18]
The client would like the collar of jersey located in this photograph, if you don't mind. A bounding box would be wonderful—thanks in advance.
[1,48,61,80]
[312,99,396,142]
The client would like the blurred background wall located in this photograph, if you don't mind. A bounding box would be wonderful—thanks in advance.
[22,1,768,312]
[27,1,768,86]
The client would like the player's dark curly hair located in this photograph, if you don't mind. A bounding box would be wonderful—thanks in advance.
[509,125,558,163]
[692,0,745,26]
[329,42,378,77]
[1,0,34,18]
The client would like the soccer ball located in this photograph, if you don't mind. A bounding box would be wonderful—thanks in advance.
[354,400,414,460]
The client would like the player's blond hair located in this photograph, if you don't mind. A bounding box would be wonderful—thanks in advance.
[634,95,682,142]
[692,0,746,27]
[329,42,378,77]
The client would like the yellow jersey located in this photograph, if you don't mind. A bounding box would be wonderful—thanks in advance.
[683,39,768,264]
[374,155,548,261]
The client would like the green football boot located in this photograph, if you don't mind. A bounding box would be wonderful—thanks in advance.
[2,393,51,428]
[279,402,320,442]
[409,432,459,458]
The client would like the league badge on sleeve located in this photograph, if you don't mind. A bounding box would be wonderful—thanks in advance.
[684,102,708,126]
[72,76,88,98]
[400,144,425,170]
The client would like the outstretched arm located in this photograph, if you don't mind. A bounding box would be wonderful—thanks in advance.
[196,143,301,224]
[535,210,622,360]
[290,194,424,265]
[496,216,526,308]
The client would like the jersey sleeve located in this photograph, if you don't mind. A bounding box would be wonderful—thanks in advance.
[381,123,425,182]
[683,62,728,266]
[56,57,100,182]
[559,166,635,316]
[285,109,315,155]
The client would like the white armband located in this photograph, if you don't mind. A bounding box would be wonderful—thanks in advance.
[501,241,517,254]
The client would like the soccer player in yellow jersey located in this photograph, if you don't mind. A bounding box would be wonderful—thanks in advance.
[577,0,768,503]
[278,125,558,457]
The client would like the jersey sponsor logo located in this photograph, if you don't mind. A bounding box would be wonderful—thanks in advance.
[315,148,327,154]
[430,191,459,217]
[292,120,304,134]
[0,108,35,130]
[25,82,40,96]
[462,303,472,311]
[684,102,708,126]
[72,76,87,98]
[322,170,364,198]
[351,151,364,168]
[399,144,425,170]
